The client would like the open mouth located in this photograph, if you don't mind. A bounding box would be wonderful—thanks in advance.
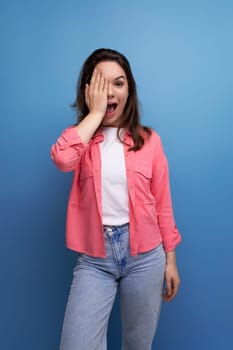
[106,103,118,115]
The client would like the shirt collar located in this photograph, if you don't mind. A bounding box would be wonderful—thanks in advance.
[91,127,133,146]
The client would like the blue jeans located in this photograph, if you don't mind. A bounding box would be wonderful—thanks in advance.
[60,224,166,350]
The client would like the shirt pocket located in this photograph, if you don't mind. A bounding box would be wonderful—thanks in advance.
[134,165,155,205]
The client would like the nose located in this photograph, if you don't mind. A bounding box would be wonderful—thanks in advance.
[107,83,114,98]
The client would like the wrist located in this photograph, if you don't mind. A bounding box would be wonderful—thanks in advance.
[166,250,177,265]
[88,111,105,120]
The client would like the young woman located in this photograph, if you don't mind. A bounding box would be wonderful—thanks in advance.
[51,48,181,350]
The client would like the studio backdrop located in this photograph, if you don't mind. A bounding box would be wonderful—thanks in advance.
[1,0,232,349]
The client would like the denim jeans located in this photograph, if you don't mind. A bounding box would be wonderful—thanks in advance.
[60,224,166,350]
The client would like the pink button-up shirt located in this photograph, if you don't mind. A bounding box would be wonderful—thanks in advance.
[51,126,181,257]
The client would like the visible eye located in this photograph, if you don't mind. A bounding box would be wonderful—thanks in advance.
[114,80,124,87]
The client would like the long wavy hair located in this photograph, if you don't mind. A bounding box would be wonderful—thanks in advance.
[71,48,151,151]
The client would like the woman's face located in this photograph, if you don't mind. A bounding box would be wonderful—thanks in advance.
[95,61,129,127]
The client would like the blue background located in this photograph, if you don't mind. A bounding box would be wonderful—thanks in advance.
[1,0,232,349]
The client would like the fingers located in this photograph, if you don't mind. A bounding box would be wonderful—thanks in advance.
[163,276,180,302]
[162,279,172,302]
[99,72,106,93]
[85,68,108,116]
[162,260,180,302]
[89,69,107,94]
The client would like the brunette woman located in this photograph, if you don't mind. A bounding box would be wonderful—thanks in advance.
[51,48,181,350]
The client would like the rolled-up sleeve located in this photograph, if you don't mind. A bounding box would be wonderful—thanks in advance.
[51,126,86,172]
[151,137,181,252]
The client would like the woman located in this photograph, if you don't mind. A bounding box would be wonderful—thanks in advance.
[51,48,181,350]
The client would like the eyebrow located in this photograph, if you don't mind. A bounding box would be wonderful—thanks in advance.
[114,75,126,81]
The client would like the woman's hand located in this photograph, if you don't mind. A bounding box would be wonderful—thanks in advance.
[75,69,109,144]
[163,250,180,302]
[85,69,108,118]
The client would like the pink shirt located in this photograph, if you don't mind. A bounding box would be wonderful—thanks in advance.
[51,126,181,257]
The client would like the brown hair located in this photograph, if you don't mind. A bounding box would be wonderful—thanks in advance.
[71,48,151,151]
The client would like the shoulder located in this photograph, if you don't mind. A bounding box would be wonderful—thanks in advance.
[141,126,161,145]
[149,128,160,139]
[141,127,166,162]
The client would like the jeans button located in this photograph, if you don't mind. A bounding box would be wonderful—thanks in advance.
[106,227,112,236]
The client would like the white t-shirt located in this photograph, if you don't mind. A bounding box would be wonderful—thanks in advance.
[100,127,129,225]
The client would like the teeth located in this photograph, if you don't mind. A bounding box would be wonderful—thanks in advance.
[107,103,117,113]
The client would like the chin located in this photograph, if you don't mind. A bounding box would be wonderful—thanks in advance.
[102,117,120,127]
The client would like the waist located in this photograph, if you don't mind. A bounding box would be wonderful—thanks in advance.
[103,223,129,229]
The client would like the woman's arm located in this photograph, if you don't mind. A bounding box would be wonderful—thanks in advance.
[150,135,181,301]
[51,69,108,172]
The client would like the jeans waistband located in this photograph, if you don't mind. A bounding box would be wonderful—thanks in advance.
[103,223,129,229]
